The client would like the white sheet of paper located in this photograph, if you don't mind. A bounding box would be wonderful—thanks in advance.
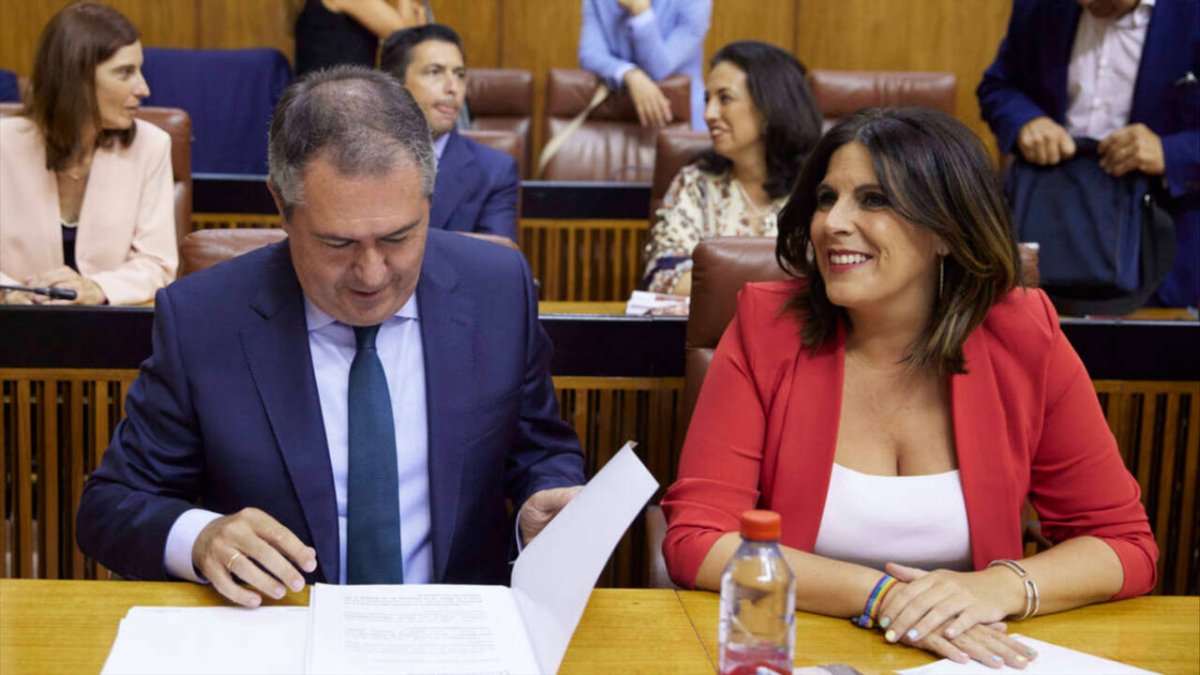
[897,635,1160,675]
[510,442,659,674]
[305,584,538,674]
[100,606,308,675]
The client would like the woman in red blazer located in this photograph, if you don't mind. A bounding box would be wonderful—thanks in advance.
[661,108,1156,668]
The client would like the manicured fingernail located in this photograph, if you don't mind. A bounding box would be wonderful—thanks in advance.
[290,578,304,591]
[944,627,957,638]
[303,558,316,572]
[1027,647,1038,657]
[884,629,897,643]
[272,586,285,599]
[957,652,970,663]
[879,617,890,628]
[991,655,1003,664]
[1016,655,1028,664]
[248,595,261,607]
[906,629,919,641]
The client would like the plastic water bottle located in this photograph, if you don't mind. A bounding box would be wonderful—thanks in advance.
[718,509,796,675]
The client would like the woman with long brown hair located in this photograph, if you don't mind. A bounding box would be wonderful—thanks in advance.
[0,2,175,305]
[662,108,1156,668]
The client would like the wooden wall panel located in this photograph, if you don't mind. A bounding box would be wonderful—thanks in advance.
[196,0,294,61]
[500,0,584,160]
[705,0,796,62]
[795,0,1010,158]
[430,0,502,68]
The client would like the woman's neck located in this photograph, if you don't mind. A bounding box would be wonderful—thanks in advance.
[731,152,769,206]
[844,301,935,368]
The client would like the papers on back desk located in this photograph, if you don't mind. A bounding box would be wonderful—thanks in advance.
[100,442,657,675]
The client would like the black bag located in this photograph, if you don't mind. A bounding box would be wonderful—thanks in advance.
[1005,138,1176,315]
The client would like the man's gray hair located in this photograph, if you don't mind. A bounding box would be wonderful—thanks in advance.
[268,66,435,216]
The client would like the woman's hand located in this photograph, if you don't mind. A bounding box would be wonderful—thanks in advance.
[24,266,107,305]
[0,289,35,305]
[879,563,1023,646]
[915,622,1036,669]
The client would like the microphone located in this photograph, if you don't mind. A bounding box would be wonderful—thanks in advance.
[0,284,78,300]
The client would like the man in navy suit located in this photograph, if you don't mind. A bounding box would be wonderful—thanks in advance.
[77,67,584,607]
[977,0,1199,308]
[381,24,519,242]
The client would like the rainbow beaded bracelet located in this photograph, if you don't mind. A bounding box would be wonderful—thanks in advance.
[852,574,898,629]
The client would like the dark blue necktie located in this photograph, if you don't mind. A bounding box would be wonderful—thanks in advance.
[346,324,404,584]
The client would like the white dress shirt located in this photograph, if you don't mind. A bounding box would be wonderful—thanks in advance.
[164,294,433,585]
[1065,0,1154,139]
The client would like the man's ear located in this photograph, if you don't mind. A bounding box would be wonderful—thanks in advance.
[265,179,291,230]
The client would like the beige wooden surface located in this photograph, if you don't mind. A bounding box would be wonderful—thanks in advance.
[679,590,1200,675]
[0,581,713,674]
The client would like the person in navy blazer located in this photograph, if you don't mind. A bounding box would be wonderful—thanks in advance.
[977,0,1199,307]
[76,67,583,606]
[382,24,519,242]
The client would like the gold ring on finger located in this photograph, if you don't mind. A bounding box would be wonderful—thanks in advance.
[226,551,242,570]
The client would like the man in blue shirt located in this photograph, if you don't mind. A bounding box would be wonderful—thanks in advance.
[76,67,584,606]
[579,0,712,130]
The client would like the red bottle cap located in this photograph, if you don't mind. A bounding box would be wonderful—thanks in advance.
[740,509,781,541]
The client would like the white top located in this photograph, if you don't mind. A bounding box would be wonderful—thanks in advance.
[812,463,973,572]
[165,294,433,585]
[1065,0,1154,139]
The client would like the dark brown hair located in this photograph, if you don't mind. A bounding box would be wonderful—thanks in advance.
[776,107,1021,375]
[24,2,140,171]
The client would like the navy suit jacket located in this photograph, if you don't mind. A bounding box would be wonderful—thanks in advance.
[977,0,1199,305]
[77,229,584,585]
[430,131,520,242]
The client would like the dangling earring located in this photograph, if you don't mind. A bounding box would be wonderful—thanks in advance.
[938,257,945,299]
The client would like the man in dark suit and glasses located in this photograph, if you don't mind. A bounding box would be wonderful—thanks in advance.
[77,66,585,607]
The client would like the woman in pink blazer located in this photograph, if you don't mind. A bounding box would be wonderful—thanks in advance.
[661,108,1156,669]
[0,3,175,306]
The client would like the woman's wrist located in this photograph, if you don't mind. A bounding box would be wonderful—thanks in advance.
[983,562,1035,619]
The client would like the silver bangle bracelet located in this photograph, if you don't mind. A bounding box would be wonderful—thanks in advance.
[988,559,1040,620]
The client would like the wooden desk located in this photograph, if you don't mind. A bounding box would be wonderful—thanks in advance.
[679,591,1200,675]
[0,580,713,674]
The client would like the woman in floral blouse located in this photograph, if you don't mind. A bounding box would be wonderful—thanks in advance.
[642,41,822,295]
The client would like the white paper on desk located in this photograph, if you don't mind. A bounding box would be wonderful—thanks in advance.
[100,606,308,675]
[897,635,1159,675]
[305,442,658,675]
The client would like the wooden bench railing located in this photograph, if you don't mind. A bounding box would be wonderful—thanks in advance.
[188,215,649,302]
[2,368,1195,592]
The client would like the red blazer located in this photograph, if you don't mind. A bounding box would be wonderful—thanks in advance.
[662,281,1157,599]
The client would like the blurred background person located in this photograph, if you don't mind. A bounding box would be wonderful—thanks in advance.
[642,41,821,295]
[662,108,1156,667]
[977,0,1199,308]
[381,24,519,241]
[578,0,711,129]
[293,0,426,77]
[0,1,176,306]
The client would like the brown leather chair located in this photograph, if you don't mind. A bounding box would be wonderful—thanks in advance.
[461,128,525,181]
[177,228,519,279]
[540,69,690,182]
[467,68,534,179]
[649,129,711,215]
[685,237,790,427]
[0,103,193,247]
[177,227,286,278]
[806,69,957,131]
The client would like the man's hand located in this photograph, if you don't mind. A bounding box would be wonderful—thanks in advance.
[624,69,673,128]
[193,508,317,608]
[518,486,583,545]
[1098,123,1165,177]
[617,0,651,15]
[1017,116,1076,166]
